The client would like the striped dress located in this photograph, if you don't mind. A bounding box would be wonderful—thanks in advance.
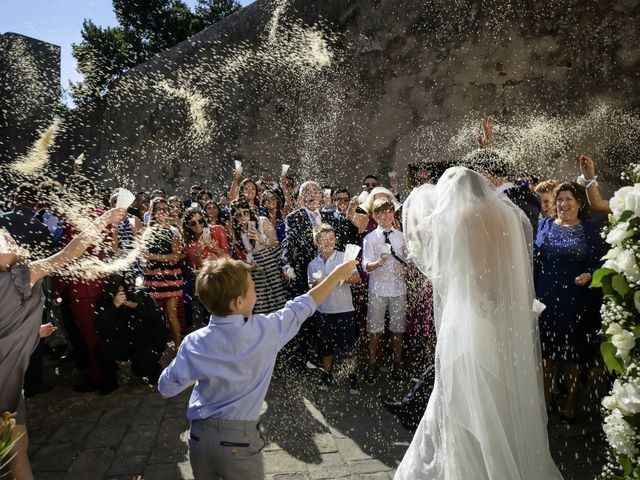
[143,225,184,299]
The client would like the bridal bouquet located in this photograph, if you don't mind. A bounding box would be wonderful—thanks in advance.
[592,165,640,478]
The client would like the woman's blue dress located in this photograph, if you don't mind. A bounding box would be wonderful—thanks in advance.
[534,217,605,363]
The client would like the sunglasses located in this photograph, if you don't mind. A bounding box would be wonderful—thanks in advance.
[335,196,350,201]
[364,182,378,188]
[190,218,205,227]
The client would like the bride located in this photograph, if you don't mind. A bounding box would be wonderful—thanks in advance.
[396,167,562,479]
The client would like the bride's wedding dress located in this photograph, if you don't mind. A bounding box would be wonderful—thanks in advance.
[396,167,563,480]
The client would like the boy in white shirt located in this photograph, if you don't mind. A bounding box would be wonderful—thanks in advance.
[308,224,361,394]
[361,198,409,384]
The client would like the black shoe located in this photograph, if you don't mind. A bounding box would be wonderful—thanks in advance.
[348,375,360,395]
[365,364,377,385]
[318,371,332,391]
[378,394,405,417]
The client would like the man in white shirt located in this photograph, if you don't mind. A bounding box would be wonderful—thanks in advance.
[362,198,409,384]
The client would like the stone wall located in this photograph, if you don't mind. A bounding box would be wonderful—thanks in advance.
[51,0,640,195]
[0,33,61,165]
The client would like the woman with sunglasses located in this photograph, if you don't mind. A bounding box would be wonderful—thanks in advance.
[142,198,185,348]
[229,199,287,314]
[230,178,268,216]
[183,207,228,271]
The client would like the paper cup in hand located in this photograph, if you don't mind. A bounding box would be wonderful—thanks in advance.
[312,271,323,281]
[358,190,369,204]
[115,188,135,209]
[344,244,361,262]
[382,244,392,255]
[74,153,85,166]
[234,160,243,175]
[389,170,397,178]
[282,164,290,175]
[323,188,332,197]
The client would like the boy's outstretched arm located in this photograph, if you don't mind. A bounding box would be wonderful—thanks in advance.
[158,345,196,398]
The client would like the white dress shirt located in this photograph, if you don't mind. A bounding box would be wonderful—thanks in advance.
[362,226,407,297]
[307,251,355,314]
[304,207,322,227]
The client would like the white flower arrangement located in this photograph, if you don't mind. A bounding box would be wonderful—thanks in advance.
[593,165,640,478]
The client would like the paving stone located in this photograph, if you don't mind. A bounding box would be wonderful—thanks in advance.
[313,432,338,453]
[117,423,160,455]
[130,406,166,425]
[107,453,149,476]
[97,407,137,427]
[30,472,68,480]
[264,450,310,474]
[164,399,187,417]
[155,417,189,449]
[266,474,310,480]
[68,447,115,479]
[50,421,96,443]
[177,459,195,480]
[84,423,128,448]
[348,459,394,474]
[307,453,350,479]
[334,437,373,462]
[31,442,79,471]
[144,462,182,480]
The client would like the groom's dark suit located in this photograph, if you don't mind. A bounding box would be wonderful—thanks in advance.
[280,207,333,371]
[501,183,541,235]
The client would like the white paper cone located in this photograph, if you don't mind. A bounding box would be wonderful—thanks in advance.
[357,190,369,204]
[323,188,332,197]
[389,170,397,178]
[282,164,290,175]
[343,243,361,261]
[115,188,135,209]
[312,271,322,280]
[234,160,243,174]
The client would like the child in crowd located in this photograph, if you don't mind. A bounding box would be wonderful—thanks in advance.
[308,223,361,394]
[362,198,409,384]
[158,256,357,480]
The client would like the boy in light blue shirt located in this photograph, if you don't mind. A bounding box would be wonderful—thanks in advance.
[158,256,357,480]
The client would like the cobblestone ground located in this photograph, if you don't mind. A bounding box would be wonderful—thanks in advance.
[25,354,608,480]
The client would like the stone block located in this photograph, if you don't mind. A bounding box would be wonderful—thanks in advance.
[313,432,338,453]
[307,453,350,479]
[107,453,149,476]
[50,421,96,443]
[335,437,372,462]
[68,447,115,479]
[348,459,393,474]
[130,406,166,425]
[85,423,128,448]
[264,450,310,474]
[144,462,182,480]
[117,423,160,455]
[31,443,79,472]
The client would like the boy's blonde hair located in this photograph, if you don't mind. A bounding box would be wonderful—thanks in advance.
[372,198,395,214]
[534,179,558,195]
[312,223,335,242]
[196,257,253,316]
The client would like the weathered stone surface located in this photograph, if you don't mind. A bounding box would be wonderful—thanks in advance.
[68,448,115,479]
[40,0,640,195]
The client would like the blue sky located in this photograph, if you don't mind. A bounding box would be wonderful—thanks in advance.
[0,0,254,95]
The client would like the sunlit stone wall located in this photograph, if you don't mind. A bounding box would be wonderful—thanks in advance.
[52,0,640,195]
[0,33,61,166]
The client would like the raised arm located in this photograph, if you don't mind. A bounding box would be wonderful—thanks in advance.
[28,208,126,287]
[579,155,610,213]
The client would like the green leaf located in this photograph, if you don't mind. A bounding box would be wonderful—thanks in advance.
[601,341,624,374]
[618,453,633,476]
[591,268,617,288]
[612,274,631,298]
[619,210,635,223]
[632,326,640,339]
[602,274,615,297]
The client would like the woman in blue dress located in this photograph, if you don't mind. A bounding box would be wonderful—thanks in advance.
[534,182,606,423]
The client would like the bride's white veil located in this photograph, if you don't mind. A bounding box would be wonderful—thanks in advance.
[399,167,562,479]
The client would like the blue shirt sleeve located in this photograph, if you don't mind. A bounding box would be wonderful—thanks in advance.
[267,294,317,349]
[158,342,196,398]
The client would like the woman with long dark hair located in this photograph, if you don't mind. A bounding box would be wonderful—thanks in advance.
[260,189,286,243]
[229,199,287,314]
[142,197,184,348]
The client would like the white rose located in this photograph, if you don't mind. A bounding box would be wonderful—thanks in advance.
[611,186,635,220]
[603,246,623,261]
[617,249,640,283]
[624,184,640,217]
[612,379,640,416]
[606,222,634,246]
[607,323,623,336]
[602,394,618,411]
[603,409,639,457]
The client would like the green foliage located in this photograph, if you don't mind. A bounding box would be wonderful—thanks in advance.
[613,274,632,298]
[601,341,625,374]
[70,0,241,105]
[592,267,617,288]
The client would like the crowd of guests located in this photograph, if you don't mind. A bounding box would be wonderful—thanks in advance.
[0,123,615,477]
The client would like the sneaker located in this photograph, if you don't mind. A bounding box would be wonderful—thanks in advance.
[365,364,377,385]
[348,375,360,395]
[318,371,332,391]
